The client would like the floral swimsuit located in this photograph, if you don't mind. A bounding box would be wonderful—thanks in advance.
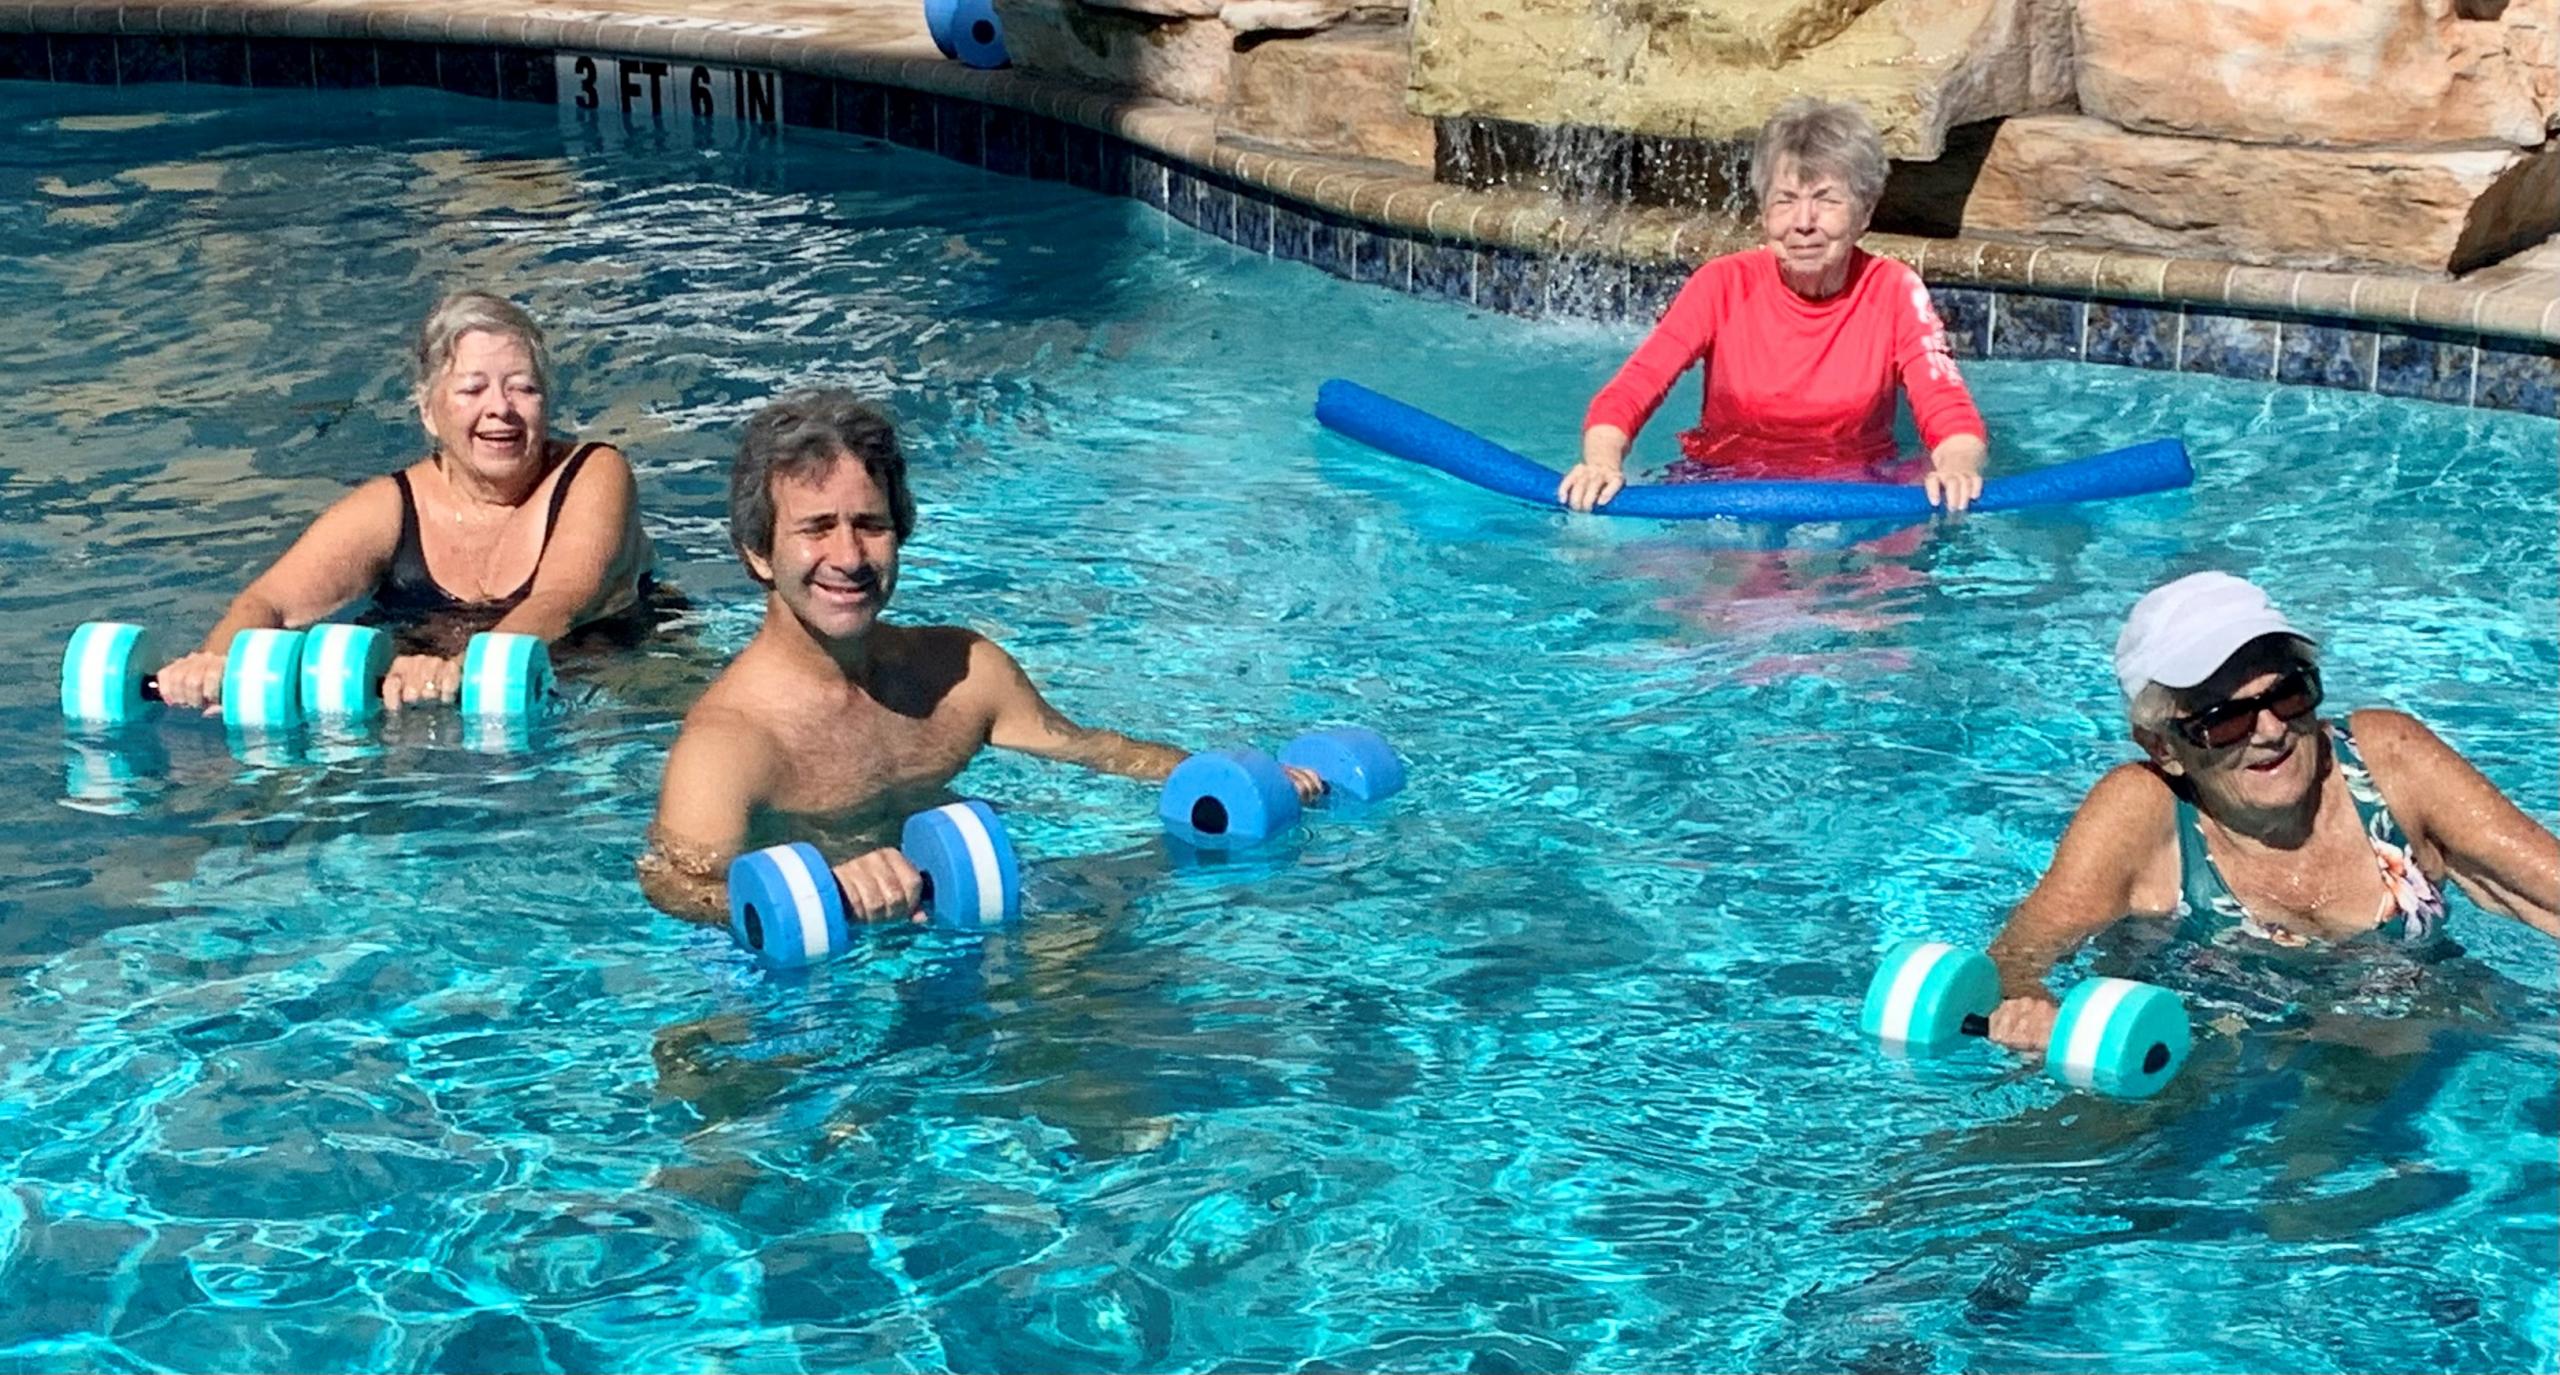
[2174,723,2448,947]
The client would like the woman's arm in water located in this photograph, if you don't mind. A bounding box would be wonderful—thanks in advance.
[154,477,403,709]
[1983,764,2174,1050]
[1561,263,1723,513]
[496,443,650,642]
[2350,709,2560,937]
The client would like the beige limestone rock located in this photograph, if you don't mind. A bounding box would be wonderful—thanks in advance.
[992,0,1237,104]
[1953,114,2560,273]
[1220,25,1435,165]
[2076,0,2559,150]
[1220,0,1355,33]
[1409,0,2076,160]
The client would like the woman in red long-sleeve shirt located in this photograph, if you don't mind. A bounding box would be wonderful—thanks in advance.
[1560,98,1991,514]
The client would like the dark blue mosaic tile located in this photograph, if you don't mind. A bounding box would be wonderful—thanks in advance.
[1061,125,1102,188]
[1101,138,1141,198]
[1129,151,1170,209]
[2372,329,2476,407]
[377,40,438,88]
[435,45,497,100]
[1230,188,1271,253]
[980,106,1031,176]
[834,81,885,139]
[312,40,376,90]
[1027,118,1067,181]
[1272,205,1318,264]
[1348,227,1400,287]
[1413,240,1474,304]
[1308,214,1355,277]
[777,71,831,128]
[495,47,553,103]
[1164,167,1203,226]
[0,32,46,82]
[1472,247,1544,316]
[932,96,982,166]
[50,34,118,85]
[2177,310,2279,382]
[1930,287,1991,359]
[1547,254,1628,322]
[883,87,934,151]
[116,34,184,85]
[1196,182,1237,243]
[2474,344,2560,417]
[880,88,931,151]
[247,37,312,88]
[2277,320,2376,391]
[1990,292,2083,361]
[1626,264,1690,324]
[2084,302,2175,371]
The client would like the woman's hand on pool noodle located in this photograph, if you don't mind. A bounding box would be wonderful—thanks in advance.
[1315,379,2193,520]
[833,846,930,925]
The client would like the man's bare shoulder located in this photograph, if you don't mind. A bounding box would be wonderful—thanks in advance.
[672,658,794,760]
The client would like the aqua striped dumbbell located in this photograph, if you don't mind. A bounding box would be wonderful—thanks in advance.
[293,624,553,721]
[1860,939,2192,1098]
[60,622,307,730]
[1158,725,1406,847]
[727,800,1022,968]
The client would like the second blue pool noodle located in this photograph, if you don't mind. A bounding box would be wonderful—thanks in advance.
[1315,380,2193,523]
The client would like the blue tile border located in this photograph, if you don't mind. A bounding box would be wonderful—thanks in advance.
[2374,328,2478,407]
[2084,302,2174,371]
[115,33,182,86]
[246,36,310,88]
[2475,345,2560,416]
[1992,293,2084,362]
[0,30,46,81]
[2178,311,2281,384]
[0,25,2550,418]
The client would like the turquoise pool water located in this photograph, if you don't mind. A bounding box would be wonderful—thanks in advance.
[1,80,2554,1374]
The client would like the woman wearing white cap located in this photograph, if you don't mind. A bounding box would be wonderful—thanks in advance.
[1982,571,2558,1053]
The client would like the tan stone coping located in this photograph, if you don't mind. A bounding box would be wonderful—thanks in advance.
[8,0,2559,349]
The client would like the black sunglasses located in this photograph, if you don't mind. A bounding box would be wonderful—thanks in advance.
[2172,665,2323,750]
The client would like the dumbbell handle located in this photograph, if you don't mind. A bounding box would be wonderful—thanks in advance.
[1968,1005,2174,1076]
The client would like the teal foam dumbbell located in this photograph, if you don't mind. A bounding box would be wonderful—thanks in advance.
[1860,939,2192,1098]
[61,622,306,730]
[292,624,553,722]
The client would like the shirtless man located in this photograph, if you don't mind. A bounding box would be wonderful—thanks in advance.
[637,390,1316,924]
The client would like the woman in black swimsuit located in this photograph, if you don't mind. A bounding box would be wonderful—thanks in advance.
[155,291,654,712]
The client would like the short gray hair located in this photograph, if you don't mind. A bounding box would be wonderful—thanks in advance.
[1751,97,1888,217]
[414,290,550,403]
[2126,635,2321,732]
[730,390,915,579]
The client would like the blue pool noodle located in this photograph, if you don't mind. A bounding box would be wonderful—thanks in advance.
[1314,380,2192,523]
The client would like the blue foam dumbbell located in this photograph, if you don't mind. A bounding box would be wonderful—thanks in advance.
[727,800,1022,968]
[924,0,1007,66]
[61,622,307,730]
[1860,939,2191,1098]
[1159,726,1405,847]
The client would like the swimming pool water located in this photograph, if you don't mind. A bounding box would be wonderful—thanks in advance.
[1,80,2554,1374]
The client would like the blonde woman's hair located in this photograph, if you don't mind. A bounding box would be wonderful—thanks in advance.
[1751,97,1889,218]
[413,290,551,407]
